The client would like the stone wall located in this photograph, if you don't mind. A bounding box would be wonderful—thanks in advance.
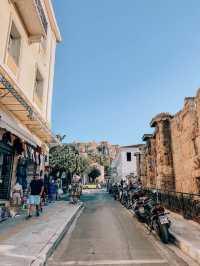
[171,94,200,193]
[140,135,157,188]
[139,89,200,194]
[151,114,175,190]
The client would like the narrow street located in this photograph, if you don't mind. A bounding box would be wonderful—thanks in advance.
[47,190,196,266]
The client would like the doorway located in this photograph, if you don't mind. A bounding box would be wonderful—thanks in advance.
[0,142,13,200]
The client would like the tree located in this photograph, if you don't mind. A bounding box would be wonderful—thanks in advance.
[49,145,90,183]
[88,167,101,183]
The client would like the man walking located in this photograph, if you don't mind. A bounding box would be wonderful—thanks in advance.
[26,174,44,219]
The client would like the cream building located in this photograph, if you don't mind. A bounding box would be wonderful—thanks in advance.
[0,0,61,203]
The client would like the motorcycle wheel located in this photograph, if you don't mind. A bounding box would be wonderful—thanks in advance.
[138,214,146,223]
[159,224,169,244]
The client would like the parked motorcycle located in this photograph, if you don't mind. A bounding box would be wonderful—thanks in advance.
[149,204,171,244]
[126,188,137,209]
[112,184,119,200]
[120,187,129,206]
[133,196,150,222]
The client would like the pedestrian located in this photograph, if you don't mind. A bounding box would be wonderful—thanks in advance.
[43,168,50,205]
[56,179,63,200]
[48,179,57,203]
[26,174,44,219]
[39,171,45,212]
[68,184,73,203]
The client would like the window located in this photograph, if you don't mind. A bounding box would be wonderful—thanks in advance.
[8,23,21,65]
[127,152,132,162]
[34,69,44,105]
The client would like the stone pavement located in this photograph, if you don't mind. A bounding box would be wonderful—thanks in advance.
[0,201,83,266]
[169,211,200,264]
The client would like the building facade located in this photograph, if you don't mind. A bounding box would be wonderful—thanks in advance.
[0,0,61,202]
[111,145,142,183]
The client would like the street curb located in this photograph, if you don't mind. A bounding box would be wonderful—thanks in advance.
[31,203,84,266]
[169,230,200,264]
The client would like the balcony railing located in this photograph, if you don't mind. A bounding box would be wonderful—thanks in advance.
[35,0,48,35]
[0,70,58,144]
[12,0,48,39]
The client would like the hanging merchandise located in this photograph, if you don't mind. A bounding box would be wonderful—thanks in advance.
[22,142,28,159]
[2,131,12,145]
[16,157,28,190]
[44,154,49,166]
[34,151,39,165]
[13,137,24,155]
[31,149,35,163]
[36,146,42,154]
[27,145,32,161]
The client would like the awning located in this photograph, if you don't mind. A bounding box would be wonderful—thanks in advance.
[0,64,59,145]
[0,113,38,147]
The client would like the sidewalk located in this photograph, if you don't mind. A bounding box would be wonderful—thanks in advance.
[0,201,83,266]
[169,211,200,264]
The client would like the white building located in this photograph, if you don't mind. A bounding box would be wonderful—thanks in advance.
[111,145,142,183]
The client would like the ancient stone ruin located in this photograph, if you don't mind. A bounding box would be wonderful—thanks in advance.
[138,89,200,194]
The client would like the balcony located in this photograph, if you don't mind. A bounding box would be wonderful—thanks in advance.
[11,0,48,40]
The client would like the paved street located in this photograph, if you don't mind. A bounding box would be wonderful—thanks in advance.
[47,190,196,266]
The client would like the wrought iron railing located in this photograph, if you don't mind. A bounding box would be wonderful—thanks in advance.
[0,74,34,119]
[35,0,48,34]
[144,188,200,223]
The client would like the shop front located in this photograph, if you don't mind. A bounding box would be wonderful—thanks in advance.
[0,118,48,215]
[0,141,13,200]
[0,71,59,219]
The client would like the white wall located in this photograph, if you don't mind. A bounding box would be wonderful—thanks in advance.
[112,146,139,183]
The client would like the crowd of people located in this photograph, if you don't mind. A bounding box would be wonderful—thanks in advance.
[9,171,84,220]
[10,171,64,219]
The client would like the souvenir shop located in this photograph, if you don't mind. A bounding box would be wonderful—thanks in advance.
[0,127,47,221]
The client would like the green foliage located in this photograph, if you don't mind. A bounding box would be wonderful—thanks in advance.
[49,145,89,175]
[88,167,101,182]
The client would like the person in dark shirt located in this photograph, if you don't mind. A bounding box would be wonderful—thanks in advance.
[26,174,44,219]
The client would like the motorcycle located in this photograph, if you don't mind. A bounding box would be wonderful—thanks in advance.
[133,196,150,223]
[126,188,137,209]
[120,187,129,206]
[112,185,119,200]
[149,204,171,244]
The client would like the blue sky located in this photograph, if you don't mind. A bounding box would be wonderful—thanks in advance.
[52,0,200,145]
